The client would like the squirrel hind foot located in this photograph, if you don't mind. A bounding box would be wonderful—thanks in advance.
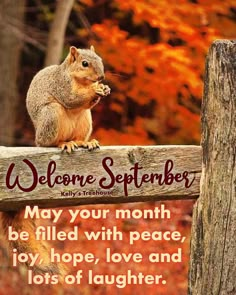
[58,141,78,153]
[75,139,100,151]
[58,139,100,153]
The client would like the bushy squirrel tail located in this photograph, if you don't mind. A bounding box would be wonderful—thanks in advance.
[1,210,67,277]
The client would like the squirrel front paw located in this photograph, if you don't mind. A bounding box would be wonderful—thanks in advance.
[93,82,111,97]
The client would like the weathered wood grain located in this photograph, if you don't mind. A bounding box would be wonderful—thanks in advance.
[0,145,201,211]
[189,40,236,294]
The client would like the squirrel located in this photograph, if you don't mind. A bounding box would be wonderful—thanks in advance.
[27,45,110,152]
[1,46,110,277]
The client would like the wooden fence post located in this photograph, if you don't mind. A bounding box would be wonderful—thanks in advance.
[188,40,236,294]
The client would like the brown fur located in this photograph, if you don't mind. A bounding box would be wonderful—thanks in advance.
[2,46,110,276]
[26,46,110,149]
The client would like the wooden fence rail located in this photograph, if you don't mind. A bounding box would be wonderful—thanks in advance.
[0,145,201,211]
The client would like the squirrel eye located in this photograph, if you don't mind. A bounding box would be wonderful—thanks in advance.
[82,60,89,67]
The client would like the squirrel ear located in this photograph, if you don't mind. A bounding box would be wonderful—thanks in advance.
[90,45,95,52]
[69,46,79,63]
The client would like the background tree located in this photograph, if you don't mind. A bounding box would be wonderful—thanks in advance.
[44,0,74,66]
[0,0,25,145]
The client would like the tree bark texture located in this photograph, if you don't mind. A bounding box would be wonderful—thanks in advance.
[44,0,74,66]
[188,40,236,294]
[0,0,25,145]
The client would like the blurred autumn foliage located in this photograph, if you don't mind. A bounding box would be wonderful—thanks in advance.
[16,0,236,147]
[77,0,236,145]
[0,0,235,295]
[0,202,193,295]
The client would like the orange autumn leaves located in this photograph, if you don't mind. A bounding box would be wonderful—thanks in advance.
[78,0,235,145]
